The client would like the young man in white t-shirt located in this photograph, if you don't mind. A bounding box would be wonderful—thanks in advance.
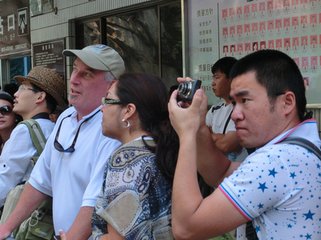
[206,57,247,162]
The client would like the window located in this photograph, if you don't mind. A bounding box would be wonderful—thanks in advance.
[30,0,54,16]
[75,1,182,88]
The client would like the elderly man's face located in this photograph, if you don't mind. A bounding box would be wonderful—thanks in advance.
[69,58,112,118]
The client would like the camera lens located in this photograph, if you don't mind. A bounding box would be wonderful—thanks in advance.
[178,82,192,96]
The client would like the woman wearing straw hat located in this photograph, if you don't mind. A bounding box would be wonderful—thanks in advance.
[0,66,67,209]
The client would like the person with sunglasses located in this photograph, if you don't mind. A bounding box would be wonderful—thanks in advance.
[60,73,179,240]
[0,91,21,154]
[0,66,66,211]
[0,44,124,240]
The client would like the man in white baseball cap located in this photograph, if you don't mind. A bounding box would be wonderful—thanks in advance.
[0,45,124,240]
[63,44,125,79]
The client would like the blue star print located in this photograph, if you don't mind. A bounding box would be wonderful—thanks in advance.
[290,172,296,178]
[219,120,321,239]
[290,172,296,179]
[268,168,277,177]
[305,233,312,239]
[303,210,315,220]
[258,182,268,192]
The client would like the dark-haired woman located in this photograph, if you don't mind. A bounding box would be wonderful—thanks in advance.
[0,91,20,153]
[90,73,179,240]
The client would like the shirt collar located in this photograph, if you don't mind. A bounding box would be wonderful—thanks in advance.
[267,119,318,145]
[31,112,50,120]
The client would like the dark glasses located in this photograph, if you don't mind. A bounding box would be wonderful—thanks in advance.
[54,110,100,153]
[101,97,122,105]
[0,105,12,115]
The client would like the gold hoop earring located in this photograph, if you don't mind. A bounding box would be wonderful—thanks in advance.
[121,119,131,128]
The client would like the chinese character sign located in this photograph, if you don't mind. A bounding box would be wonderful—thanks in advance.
[0,0,30,57]
[187,0,219,105]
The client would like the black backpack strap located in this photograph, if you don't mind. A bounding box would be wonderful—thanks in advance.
[281,137,321,159]
[246,221,259,240]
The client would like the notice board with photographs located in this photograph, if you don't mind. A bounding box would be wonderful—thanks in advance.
[187,0,321,105]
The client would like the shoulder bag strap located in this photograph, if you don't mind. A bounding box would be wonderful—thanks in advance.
[19,119,46,155]
[282,137,321,159]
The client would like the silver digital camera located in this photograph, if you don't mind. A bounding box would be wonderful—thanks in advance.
[177,79,202,102]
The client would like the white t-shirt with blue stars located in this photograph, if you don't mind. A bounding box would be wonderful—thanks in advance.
[219,119,321,239]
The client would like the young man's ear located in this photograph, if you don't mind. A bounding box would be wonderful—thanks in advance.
[36,91,47,103]
[282,91,296,115]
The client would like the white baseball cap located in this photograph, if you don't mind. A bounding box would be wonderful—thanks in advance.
[63,44,125,79]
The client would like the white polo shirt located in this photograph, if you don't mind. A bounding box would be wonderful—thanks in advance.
[29,106,121,234]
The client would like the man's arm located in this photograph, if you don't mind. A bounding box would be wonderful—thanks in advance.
[0,183,48,239]
[210,131,242,154]
[197,126,241,187]
[65,206,93,240]
[64,207,125,240]
[188,90,238,186]
[196,124,238,186]
[168,90,248,239]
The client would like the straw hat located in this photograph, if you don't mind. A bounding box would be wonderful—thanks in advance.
[14,66,67,107]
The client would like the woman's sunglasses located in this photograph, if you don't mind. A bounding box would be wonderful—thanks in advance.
[0,105,13,115]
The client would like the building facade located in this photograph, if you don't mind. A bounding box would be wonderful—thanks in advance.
[0,0,320,134]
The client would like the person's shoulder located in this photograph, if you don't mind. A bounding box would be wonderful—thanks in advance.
[13,121,30,133]
[54,106,75,123]
[35,118,55,126]
[6,121,34,144]
[110,141,155,165]
[35,118,55,134]
[249,143,299,162]
[59,106,75,117]
[208,102,225,113]
[103,135,121,145]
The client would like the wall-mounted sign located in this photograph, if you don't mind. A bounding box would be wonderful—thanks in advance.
[187,0,321,104]
[32,38,65,77]
[32,38,66,100]
[0,0,30,58]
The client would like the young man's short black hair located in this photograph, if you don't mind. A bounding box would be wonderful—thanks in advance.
[230,49,308,121]
[211,57,237,76]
